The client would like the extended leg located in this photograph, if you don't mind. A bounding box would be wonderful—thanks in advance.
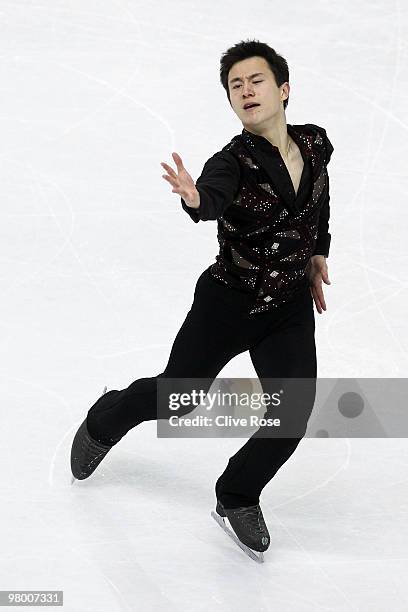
[73,272,254,482]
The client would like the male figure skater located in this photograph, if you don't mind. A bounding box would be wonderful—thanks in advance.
[71,39,333,562]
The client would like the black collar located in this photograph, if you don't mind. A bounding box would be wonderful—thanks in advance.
[241,123,300,153]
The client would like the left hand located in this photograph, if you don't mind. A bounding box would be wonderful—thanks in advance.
[306,255,331,314]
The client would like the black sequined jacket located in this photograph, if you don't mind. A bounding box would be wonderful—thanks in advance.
[181,123,334,315]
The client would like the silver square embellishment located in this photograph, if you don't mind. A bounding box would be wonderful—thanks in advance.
[270,270,278,277]
[271,242,279,249]
[264,295,273,302]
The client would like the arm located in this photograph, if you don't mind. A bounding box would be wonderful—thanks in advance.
[180,150,241,223]
[312,126,334,257]
[312,172,331,257]
[308,126,334,312]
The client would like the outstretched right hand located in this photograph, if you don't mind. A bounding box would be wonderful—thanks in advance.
[160,152,200,209]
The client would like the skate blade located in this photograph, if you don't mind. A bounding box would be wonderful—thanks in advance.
[211,511,265,564]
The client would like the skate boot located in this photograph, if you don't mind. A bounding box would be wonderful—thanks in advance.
[70,386,121,483]
[211,499,270,563]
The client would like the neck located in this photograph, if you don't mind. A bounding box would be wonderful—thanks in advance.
[244,118,291,157]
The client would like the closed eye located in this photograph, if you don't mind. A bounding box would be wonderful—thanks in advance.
[233,80,263,89]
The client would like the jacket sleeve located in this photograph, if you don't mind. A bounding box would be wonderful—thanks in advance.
[312,126,334,257]
[180,150,241,223]
[312,173,331,256]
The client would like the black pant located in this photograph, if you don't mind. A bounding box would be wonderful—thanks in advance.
[87,267,317,508]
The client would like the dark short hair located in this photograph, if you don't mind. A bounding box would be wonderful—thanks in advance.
[220,39,290,110]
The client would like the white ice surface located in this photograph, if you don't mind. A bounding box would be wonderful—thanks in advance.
[1,0,408,610]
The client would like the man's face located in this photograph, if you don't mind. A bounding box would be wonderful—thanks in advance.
[228,56,289,129]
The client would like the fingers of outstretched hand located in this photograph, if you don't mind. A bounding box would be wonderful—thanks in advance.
[162,174,179,193]
[160,153,194,198]
[160,153,185,192]
[160,152,183,175]
[171,152,184,169]
[160,161,177,178]
[160,158,180,193]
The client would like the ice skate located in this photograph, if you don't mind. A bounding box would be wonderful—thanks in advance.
[211,499,270,563]
[70,386,121,484]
